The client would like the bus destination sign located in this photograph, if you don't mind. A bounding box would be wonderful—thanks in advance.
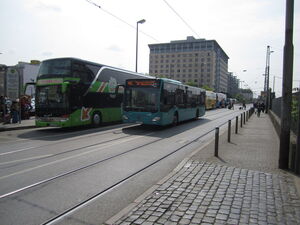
[127,80,159,87]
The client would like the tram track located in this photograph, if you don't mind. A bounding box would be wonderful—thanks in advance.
[42,110,243,225]
[0,109,239,170]
[0,110,243,200]
[0,124,139,157]
[0,109,234,168]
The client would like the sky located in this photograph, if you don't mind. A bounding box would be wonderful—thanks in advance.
[0,0,299,97]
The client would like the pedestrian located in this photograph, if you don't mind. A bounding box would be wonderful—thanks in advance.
[242,100,246,110]
[11,99,20,123]
[257,103,262,117]
[261,102,265,113]
[253,102,257,114]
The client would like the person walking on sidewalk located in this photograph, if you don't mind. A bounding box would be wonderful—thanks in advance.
[257,102,262,117]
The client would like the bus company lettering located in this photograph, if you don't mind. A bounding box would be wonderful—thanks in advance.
[81,107,92,121]
[37,79,63,85]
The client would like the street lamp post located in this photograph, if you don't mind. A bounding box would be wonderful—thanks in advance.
[264,46,274,113]
[135,19,146,73]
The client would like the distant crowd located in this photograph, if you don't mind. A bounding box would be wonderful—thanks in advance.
[253,101,265,117]
[0,95,34,124]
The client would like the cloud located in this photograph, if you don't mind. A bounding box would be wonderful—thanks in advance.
[106,45,122,52]
[25,0,62,13]
[41,51,53,57]
[36,1,61,12]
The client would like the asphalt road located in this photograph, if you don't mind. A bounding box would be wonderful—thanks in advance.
[0,107,245,225]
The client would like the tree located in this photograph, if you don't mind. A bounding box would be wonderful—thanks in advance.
[185,81,198,87]
[235,93,244,102]
[201,85,214,91]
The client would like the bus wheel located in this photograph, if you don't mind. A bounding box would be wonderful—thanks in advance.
[92,112,102,127]
[172,113,178,126]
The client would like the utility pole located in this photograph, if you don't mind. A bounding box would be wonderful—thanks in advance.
[263,46,274,113]
[279,0,294,169]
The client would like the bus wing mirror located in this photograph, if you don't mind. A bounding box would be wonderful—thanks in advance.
[115,84,125,94]
[23,82,36,95]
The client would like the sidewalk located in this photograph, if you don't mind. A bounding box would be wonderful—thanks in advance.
[106,113,300,225]
[0,117,35,132]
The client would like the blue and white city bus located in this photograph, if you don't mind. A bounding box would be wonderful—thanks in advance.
[122,78,206,126]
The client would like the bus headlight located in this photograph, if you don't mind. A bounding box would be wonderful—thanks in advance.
[152,117,161,122]
[123,115,128,120]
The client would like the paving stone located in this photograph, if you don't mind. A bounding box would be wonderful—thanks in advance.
[114,162,300,225]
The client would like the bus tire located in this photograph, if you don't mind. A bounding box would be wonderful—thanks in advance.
[172,113,178,126]
[92,112,102,127]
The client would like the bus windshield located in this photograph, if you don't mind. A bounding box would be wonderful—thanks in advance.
[38,59,71,78]
[124,88,159,113]
[36,85,68,109]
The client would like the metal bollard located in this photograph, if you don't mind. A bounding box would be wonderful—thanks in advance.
[235,116,238,134]
[228,120,231,142]
[243,112,246,124]
[214,127,219,157]
[240,114,243,128]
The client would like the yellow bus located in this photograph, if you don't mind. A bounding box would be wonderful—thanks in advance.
[205,91,217,109]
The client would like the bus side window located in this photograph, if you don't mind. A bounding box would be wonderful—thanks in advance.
[175,88,185,108]
[73,63,94,84]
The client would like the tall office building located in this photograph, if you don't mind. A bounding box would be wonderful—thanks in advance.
[227,72,239,98]
[149,36,229,93]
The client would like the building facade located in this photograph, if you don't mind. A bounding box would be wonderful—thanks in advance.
[240,89,253,102]
[0,61,40,100]
[148,36,229,93]
[227,72,239,98]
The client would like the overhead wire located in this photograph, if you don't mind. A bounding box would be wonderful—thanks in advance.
[162,0,200,38]
[85,0,159,42]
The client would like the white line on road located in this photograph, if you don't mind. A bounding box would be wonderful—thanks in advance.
[0,155,53,165]
[0,132,155,181]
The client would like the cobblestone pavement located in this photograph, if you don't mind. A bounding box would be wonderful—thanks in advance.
[111,162,300,225]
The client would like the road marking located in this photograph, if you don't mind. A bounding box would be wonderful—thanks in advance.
[0,155,53,165]
[0,124,138,156]
[0,147,37,156]
[0,132,155,181]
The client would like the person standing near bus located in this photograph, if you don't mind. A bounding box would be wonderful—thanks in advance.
[11,99,20,123]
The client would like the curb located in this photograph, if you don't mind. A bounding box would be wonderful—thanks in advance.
[104,135,217,225]
[104,114,252,225]
[0,125,36,132]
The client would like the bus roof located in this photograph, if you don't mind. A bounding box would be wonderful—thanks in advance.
[40,57,153,79]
